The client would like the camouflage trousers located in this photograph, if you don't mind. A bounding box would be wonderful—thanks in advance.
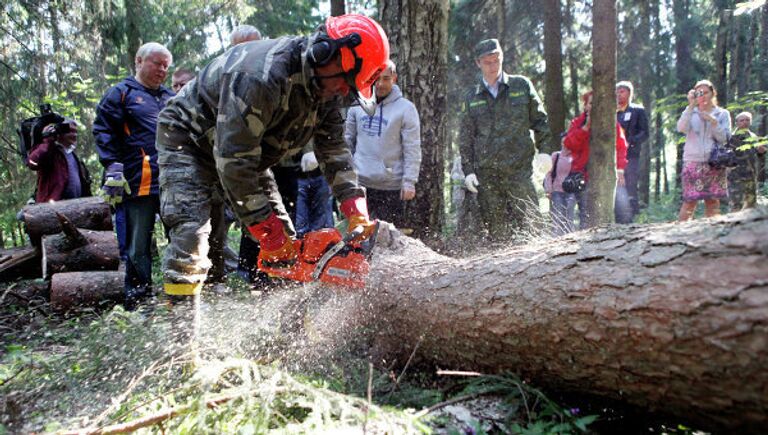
[727,169,758,211]
[156,124,293,290]
[472,172,540,244]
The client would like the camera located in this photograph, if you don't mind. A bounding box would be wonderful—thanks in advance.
[41,121,72,138]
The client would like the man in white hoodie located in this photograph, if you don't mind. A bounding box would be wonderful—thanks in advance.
[344,60,422,231]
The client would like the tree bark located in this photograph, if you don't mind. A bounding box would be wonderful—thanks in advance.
[673,0,694,190]
[636,0,653,211]
[379,0,449,240]
[0,246,40,282]
[564,0,579,118]
[714,6,731,106]
[41,229,119,278]
[730,13,752,99]
[586,0,617,226]
[124,0,142,72]
[761,3,768,91]
[330,0,345,16]
[543,0,566,144]
[21,197,113,246]
[365,211,768,432]
[50,271,124,311]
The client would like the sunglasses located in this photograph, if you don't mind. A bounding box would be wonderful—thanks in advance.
[694,89,708,97]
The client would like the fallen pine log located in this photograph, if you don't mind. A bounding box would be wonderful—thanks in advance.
[50,271,124,311]
[21,197,112,246]
[0,246,40,282]
[41,213,119,278]
[364,209,768,432]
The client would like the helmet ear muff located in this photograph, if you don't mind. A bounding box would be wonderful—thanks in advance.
[308,33,362,69]
[308,39,334,67]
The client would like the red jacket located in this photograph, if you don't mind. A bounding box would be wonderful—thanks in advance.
[27,137,91,202]
[563,112,628,180]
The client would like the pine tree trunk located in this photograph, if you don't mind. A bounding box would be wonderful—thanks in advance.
[728,13,743,100]
[564,0,579,118]
[714,4,730,106]
[365,211,768,433]
[330,0,345,16]
[637,0,653,211]
[761,3,768,91]
[586,0,617,226]
[124,0,142,72]
[673,0,694,191]
[654,113,663,200]
[379,0,449,240]
[543,0,566,144]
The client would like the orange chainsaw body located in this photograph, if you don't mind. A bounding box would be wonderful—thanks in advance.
[257,228,371,289]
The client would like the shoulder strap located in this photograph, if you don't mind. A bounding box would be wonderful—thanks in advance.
[551,153,560,182]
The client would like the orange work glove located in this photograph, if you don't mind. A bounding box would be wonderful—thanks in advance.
[340,196,377,242]
[247,212,296,266]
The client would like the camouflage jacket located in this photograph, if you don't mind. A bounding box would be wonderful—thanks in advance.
[158,36,363,227]
[728,128,759,178]
[458,73,552,179]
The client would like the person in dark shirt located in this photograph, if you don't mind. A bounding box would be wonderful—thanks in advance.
[615,81,649,223]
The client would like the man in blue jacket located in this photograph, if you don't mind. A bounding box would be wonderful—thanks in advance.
[615,81,649,223]
[93,42,174,308]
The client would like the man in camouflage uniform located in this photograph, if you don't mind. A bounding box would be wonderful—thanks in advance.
[156,14,388,298]
[728,112,765,211]
[458,39,553,243]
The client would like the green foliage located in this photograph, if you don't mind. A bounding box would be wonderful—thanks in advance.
[454,374,598,434]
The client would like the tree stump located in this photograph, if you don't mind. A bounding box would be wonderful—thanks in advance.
[50,271,124,310]
[21,197,112,246]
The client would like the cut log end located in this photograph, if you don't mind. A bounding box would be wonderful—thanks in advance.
[50,271,124,311]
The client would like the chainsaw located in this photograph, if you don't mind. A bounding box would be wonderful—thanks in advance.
[257,222,379,289]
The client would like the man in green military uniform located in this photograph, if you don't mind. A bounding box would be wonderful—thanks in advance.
[458,38,553,243]
[156,14,389,298]
[728,112,765,211]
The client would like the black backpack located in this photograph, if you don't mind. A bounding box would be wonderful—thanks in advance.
[17,104,65,164]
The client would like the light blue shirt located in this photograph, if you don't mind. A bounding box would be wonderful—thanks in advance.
[482,72,503,98]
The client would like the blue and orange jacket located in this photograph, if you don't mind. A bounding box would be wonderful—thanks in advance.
[93,76,174,197]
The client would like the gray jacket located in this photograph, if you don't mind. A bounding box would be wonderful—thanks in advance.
[677,106,731,163]
[345,85,421,191]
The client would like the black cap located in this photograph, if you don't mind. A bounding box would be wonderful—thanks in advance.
[474,38,501,59]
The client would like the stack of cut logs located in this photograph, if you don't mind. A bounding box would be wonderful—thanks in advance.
[0,197,123,310]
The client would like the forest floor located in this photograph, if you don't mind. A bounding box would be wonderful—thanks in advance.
[0,276,710,434]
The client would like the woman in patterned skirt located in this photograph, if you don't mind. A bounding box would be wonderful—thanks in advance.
[676,79,731,221]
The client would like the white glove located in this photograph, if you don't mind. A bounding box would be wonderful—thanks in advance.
[464,173,479,193]
[301,152,319,172]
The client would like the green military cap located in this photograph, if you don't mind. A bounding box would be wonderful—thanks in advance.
[474,38,501,58]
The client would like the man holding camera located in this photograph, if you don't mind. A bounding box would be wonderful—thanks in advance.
[26,119,91,203]
[93,42,174,308]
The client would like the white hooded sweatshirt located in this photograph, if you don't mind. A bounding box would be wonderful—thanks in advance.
[344,85,421,191]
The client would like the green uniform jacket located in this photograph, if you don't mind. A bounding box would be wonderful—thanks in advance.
[158,36,363,227]
[458,73,552,180]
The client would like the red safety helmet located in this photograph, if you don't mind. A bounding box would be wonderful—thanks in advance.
[325,14,390,114]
